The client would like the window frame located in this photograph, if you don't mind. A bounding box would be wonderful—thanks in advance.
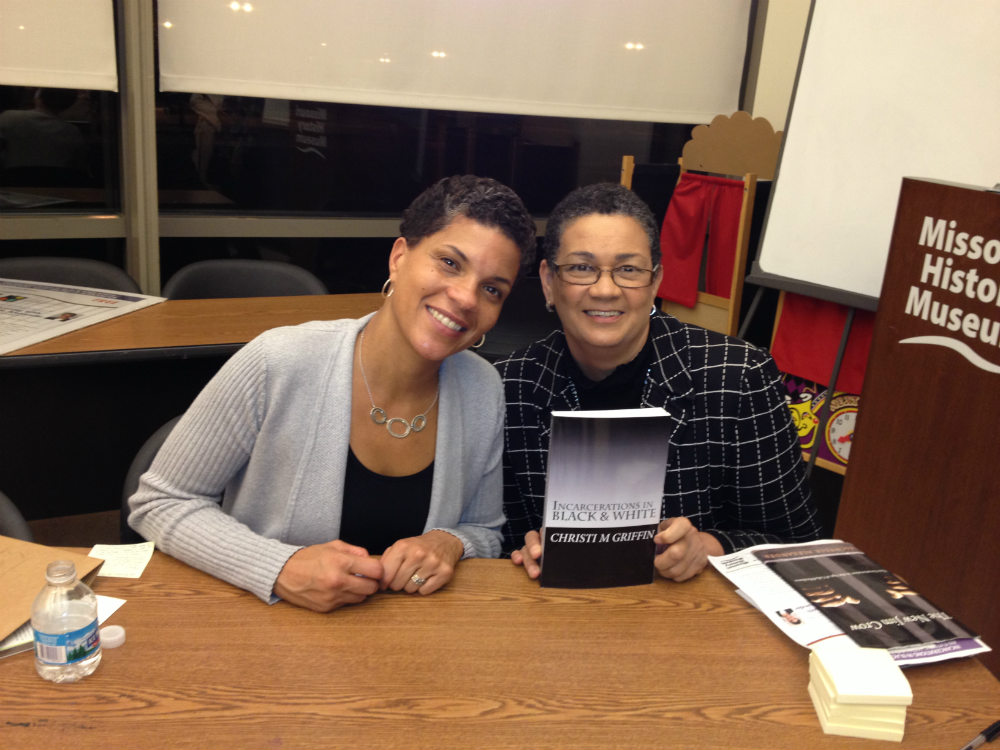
[0,0,764,295]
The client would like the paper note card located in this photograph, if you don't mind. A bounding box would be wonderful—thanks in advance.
[90,542,155,578]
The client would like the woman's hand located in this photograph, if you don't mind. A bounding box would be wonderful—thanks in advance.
[273,540,383,612]
[510,529,543,579]
[653,517,723,582]
[380,529,464,595]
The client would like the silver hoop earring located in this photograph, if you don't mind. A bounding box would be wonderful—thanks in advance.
[472,334,486,349]
[381,278,393,298]
[650,304,657,316]
[545,302,554,313]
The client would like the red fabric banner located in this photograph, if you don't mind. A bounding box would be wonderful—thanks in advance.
[770,292,875,395]
[657,172,743,306]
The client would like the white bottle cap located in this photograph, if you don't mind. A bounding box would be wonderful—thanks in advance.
[100,624,126,648]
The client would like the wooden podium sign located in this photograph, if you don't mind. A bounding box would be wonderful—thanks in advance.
[836,178,1000,676]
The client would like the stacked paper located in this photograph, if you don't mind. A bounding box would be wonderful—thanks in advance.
[808,638,912,742]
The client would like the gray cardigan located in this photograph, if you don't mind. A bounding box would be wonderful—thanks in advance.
[129,315,506,602]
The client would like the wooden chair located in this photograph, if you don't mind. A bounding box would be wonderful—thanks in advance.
[623,111,782,337]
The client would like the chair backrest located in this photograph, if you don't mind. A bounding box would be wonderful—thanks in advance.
[0,489,34,542]
[121,415,182,543]
[162,259,328,299]
[0,256,141,293]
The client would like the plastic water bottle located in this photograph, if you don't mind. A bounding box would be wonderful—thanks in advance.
[31,560,102,683]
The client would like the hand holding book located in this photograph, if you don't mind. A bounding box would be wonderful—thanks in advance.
[510,529,543,579]
[653,517,724,582]
[510,516,724,584]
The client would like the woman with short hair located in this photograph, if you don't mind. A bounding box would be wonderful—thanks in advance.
[130,175,536,611]
[497,183,820,582]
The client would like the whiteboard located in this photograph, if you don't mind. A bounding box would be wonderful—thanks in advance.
[755,0,1000,304]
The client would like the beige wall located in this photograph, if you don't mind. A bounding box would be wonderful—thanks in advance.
[751,0,810,131]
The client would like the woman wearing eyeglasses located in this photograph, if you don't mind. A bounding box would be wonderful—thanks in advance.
[496,183,820,582]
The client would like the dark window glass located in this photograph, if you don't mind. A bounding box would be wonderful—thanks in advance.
[154,93,693,215]
[0,85,120,212]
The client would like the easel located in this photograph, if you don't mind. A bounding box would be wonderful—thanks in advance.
[761,291,860,478]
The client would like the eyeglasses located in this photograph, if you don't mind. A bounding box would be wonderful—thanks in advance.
[550,261,660,288]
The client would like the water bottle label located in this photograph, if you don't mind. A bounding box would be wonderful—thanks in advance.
[33,620,101,665]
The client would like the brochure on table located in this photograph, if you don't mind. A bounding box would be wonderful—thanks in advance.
[709,539,990,666]
[540,407,670,588]
[0,277,163,355]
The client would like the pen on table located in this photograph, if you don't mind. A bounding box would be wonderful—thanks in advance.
[959,720,1000,750]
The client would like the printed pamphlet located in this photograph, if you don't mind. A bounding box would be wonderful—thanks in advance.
[709,540,990,666]
[0,278,162,354]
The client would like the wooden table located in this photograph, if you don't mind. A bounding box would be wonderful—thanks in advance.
[1,294,384,367]
[1,554,997,750]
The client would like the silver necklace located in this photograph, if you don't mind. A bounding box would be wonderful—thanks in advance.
[357,328,439,439]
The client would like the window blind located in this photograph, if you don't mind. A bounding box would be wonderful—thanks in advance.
[0,0,118,91]
[157,0,750,124]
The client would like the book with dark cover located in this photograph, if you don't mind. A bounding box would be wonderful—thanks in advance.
[753,542,979,650]
[540,408,670,588]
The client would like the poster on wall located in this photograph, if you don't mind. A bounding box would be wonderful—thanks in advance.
[782,375,858,470]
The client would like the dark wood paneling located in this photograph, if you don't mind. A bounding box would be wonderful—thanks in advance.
[837,179,1000,676]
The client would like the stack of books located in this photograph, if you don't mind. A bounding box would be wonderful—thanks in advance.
[808,637,912,742]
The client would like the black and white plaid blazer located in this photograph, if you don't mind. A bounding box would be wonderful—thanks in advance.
[494,311,821,555]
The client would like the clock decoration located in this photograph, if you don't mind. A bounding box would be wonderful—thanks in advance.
[823,393,859,465]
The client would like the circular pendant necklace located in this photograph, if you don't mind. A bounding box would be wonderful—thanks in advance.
[357,327,439,439]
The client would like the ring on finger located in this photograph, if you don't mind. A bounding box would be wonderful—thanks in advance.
[410,573,427,587]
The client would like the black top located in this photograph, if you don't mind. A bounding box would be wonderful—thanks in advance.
[564,333,654,410]
[339,447,434,554]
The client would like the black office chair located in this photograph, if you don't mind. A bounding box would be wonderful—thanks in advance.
[0,489,34,542]
[162,259,328,299]
[0,256,141,293]
[121,415,182,543]
[475,276,559,363]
